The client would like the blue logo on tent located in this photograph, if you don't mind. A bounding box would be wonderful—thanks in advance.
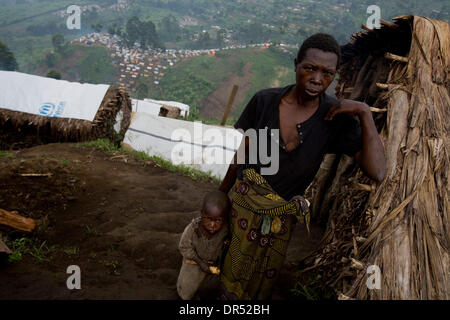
[39,103,56,116]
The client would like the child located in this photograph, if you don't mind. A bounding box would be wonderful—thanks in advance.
[176,190,230,300]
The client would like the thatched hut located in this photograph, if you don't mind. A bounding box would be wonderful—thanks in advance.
[158,105,181,118]
[300,16,449,300]
[0,72,132,149]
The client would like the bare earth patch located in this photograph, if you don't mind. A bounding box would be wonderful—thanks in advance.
[200,62,254,120]
[0,143,322,299]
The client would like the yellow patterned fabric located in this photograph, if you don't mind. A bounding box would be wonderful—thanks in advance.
[219,168,310,300]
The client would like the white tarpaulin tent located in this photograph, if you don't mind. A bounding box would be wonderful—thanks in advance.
[123,113,242,180]
[144,98,190,118]
[0,71,109,121]
[131,99,162,116]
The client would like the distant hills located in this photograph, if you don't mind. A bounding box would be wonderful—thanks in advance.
[0,0,448,123]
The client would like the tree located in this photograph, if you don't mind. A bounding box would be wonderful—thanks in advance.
[125,16,141,47]
[136,83,148,99]
[158,15,181,42]
[216,28,226,48]
[91,23,103,33]
[124,16,161,49]
[141,20,160,48]
[0,40,18,71]
[46,70,62,79]
[108,23,118,35]
[52,34,65,53]
[45,52,57,67]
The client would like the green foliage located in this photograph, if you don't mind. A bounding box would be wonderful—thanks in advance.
[5,237,56,264]
[103,259,121,275]
[62,246,79,255]
[85,225,101,236]
[91,23,103,33]
[46,69,62,79]
[0,151,14,158]
[77,46,118,84]
[45,52,57,67]
[158,15,181,42]
[58,157,71,165]
[51,34,65,53]
[155,70,215,113]
[0,40,18,71]
[124,16,161,49]
[77,138,118,152]
[136,81,149,99]
[150,47,294,121]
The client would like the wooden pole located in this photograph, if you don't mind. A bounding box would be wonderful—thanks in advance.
[0,208,36,233]
[385,52,409,63]
[376,83,389,90]
[380,19,399,29]
[221,85,239,126]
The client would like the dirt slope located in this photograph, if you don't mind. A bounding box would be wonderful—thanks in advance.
[0,143,323,299]
[200,62,254,120]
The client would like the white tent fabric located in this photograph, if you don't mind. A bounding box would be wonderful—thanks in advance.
[0,71,109,121]
[131,99,162,116]
[123,112,242,180]
[144,98,190,117]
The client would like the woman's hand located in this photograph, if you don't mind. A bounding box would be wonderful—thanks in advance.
[290,195,310,213]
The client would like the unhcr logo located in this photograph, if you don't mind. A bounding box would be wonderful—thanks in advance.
[39,103,56,116]
[38,102,66,118]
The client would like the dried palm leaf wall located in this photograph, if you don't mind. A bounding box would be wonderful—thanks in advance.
[0,87,131,149]
[301,16,449,300]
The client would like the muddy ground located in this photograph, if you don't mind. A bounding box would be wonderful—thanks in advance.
[0,143,323,299]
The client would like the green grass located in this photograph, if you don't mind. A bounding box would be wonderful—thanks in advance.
[5,237,56,263]
[59,157,71,166]
[76,46,118,84]
[103,259,121,276]
[148,46,295,122]
[237,46,295,115]
[0,151,14,158]
[85,225,101,236]
[77,138,118,152]
[77,139,221,184]
[62,246,79,255]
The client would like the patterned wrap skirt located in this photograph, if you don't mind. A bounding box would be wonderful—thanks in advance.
[219,168,310,300]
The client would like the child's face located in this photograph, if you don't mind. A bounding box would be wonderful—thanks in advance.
[201,206,226,235]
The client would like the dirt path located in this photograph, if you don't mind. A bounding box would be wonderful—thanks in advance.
[0,143,323,299]
[200,62,254,121]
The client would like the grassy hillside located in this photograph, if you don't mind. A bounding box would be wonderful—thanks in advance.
[2,0,447,73]
[32,42,295,124]
[146,46,296,124]
[34,44,118,85]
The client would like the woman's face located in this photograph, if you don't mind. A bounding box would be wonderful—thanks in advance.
[294,48,337,99]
